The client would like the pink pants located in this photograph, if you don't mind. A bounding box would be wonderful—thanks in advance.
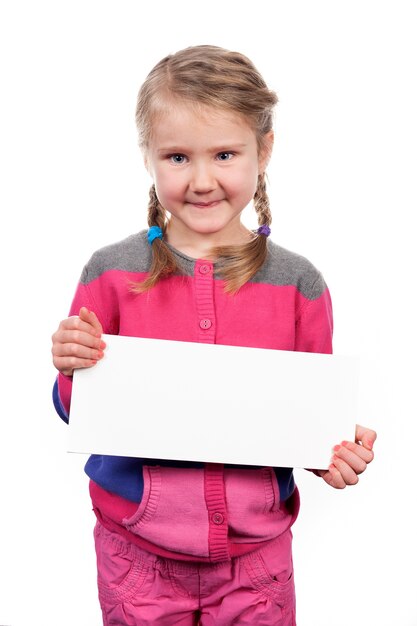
[94,522,296,626]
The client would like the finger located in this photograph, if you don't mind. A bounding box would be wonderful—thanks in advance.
[53,354,99,376]
[355,424,377,450]
[331,455,359,486]
[79,307,103,336]
[53,328,106,352]
[345,440,374,463]
[52,338,105,362]
[58,315,100,336]
[305,468,324,477]
[333,442,373,471]
[325,464,346,489]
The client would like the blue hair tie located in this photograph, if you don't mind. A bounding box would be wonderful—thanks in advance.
[147,226,163,245]
[257,225,271,237]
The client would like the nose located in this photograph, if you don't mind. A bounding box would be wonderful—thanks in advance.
[189,162,217,194]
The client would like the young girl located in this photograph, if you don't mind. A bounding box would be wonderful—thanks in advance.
[52,45,376,626]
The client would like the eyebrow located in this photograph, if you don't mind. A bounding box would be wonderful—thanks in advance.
[156,143,248,154]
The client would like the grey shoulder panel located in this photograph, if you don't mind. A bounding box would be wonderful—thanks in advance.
[79,233,327,300]
[251,240,327,300]
[80,231,151,284]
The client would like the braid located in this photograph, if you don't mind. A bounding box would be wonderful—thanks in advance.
[147,184,166,229]
[253,173,272,228]
[131,185,179,292]
[211,174,272,294]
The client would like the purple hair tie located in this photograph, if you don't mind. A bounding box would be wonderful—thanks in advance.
[257,225,271,237]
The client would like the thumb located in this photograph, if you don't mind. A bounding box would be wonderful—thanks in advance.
[355,424,377,451]
[79,306,103,336]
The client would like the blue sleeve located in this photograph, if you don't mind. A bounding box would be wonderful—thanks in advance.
[52,378,69,423]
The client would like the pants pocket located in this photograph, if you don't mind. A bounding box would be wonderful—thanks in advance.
[94,522,153,604]
[241,530,295,611]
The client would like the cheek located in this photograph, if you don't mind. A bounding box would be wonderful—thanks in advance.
[154,170,183,199]
[229,164,258,197]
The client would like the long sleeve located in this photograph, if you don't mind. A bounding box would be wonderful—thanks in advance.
[52,257,116,421]
[294,273,333,355]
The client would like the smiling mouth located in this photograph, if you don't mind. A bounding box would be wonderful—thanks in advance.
[189,200,222,208]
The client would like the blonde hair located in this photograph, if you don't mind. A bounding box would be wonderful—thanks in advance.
[134,45,278,294]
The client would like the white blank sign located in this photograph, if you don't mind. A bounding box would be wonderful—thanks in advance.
[68,335,358,469]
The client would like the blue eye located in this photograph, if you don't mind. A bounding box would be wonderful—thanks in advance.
[217,152,233,161]
[169,154,186,164]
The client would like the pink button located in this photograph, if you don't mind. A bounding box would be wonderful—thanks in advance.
[199,319,212,329]
[212,512,224,525]
[199,264,211,274]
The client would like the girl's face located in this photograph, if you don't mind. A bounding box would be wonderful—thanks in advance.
[145,103,273,256]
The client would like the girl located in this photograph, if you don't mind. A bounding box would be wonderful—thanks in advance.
[52,45,376,626]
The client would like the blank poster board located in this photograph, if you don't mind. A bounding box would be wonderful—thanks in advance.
[68,335,358,469]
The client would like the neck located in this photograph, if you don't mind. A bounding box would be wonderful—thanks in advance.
[165,221,252,260]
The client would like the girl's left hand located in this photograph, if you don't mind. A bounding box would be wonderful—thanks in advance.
[315,424,377,489]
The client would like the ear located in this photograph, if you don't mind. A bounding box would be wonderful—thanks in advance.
[258,130,274,174]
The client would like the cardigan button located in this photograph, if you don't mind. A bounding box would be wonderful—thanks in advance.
[199,319,212,330]
[212,512,224,525]
[199,264,211,274]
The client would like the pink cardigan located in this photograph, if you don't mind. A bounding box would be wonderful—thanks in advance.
[55,230,333,561]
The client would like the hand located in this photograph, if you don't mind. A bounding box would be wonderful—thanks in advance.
[315,424,377,489]
[51,307,106,377]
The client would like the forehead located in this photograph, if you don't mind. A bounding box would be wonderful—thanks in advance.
[149,102,256,147]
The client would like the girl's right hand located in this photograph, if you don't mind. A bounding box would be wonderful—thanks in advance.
[51,307,106,377]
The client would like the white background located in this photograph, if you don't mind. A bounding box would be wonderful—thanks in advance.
[0,1,416,624]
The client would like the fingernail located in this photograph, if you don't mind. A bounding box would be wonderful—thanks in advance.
[333,445,341,452]
[100,340,106,349]
[341,441,349,446]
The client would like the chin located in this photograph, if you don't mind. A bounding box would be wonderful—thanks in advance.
[192,225,227,236]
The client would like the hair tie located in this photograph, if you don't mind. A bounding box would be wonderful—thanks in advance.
[257,225,271,237]
[147,226,163,245]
